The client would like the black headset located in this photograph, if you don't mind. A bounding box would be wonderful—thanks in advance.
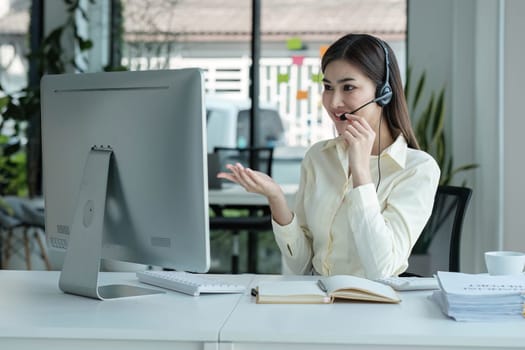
[336,36,391,191]
[338,37,393,120]
[373,38,392,192]
[374,38,393,107]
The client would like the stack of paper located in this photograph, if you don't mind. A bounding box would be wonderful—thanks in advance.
[432,271,525,321]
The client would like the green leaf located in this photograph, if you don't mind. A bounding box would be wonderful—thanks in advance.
[449,164,479,179]
[0,95,9,110]
[439,158,454,185]
[406,67,478,187]
[0,197,14,215]
[404,66,411,98]
[416,93,434,149]
[430,89,445,146]
[77,6,89,20]
[413,72,426,112]
[78,38,93,51]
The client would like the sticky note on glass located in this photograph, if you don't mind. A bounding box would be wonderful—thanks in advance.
[319,45,329,57]
[287,37,303,50]
[296,90,308,100]
[277,73,290,83]
[292,55,304,66]
[311,73,323,83]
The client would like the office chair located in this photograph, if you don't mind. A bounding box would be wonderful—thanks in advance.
[209,146,274,274]
[0,196,51,270]
[403,185,472,277]
[212,146,274,177]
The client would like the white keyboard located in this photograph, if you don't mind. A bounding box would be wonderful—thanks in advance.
[136,270,247,296]
[375,276,439,291]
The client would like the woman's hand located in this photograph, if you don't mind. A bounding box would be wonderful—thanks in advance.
[340,114,375,187]
[217,163,283,200]
[217,163,293,225]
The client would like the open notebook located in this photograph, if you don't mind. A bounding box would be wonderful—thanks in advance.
[255,275,400,304]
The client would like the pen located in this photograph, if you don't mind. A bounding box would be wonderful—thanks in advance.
[317,279,327,292]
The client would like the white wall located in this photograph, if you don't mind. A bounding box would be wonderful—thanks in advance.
[503,0,525,251]
[409,0,525,273]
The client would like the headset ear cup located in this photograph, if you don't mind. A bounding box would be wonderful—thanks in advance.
[375,38,392,107]
[376,83,392,107]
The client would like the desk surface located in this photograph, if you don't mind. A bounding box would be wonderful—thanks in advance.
[1,271,524,350]
[0,270,253,350]
[220,275,525,350]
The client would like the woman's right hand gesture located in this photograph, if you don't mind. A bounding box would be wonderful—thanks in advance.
[217,163,282,200]
[218,163,294,226]
[217,163,293,225]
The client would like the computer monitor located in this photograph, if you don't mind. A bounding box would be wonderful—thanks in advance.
[41,68,210,300]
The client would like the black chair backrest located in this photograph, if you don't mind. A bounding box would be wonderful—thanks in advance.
[213,147,274,176]
[209,147,276,274]
[407,185,472,276]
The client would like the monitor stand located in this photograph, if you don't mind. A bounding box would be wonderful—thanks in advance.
[58,146,164,300]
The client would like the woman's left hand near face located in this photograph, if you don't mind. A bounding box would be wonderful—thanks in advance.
[341,114,375,170]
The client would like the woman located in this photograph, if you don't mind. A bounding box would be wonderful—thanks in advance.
[218,34,440,278]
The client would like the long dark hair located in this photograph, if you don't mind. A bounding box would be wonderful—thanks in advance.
[321,33,420,149]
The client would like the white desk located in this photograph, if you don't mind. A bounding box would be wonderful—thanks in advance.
[0,270,253,350]
[209,184,297,207]
[1,271,524,350]
[220,275,525,350]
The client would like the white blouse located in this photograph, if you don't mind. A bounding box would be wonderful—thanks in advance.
[272,134,441,279]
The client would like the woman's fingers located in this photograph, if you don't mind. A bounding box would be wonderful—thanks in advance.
[217,163,280,199]
[343,117,375,141]
[217,164,242,185]
[342,122,365,142]
[220,163,263,192]
[236,166,259,190]
[228,163,249,186]
[348,120,369,134]
[217,172,238,183]
[347,116,373,132]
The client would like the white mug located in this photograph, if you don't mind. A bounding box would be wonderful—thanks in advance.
[484,251,525,276]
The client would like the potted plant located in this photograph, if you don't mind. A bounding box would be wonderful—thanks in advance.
[0,0,95,199]
[404,68,478,274]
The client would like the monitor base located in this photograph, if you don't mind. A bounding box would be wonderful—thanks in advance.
[58,147,163,300]
[97,284,164,299]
